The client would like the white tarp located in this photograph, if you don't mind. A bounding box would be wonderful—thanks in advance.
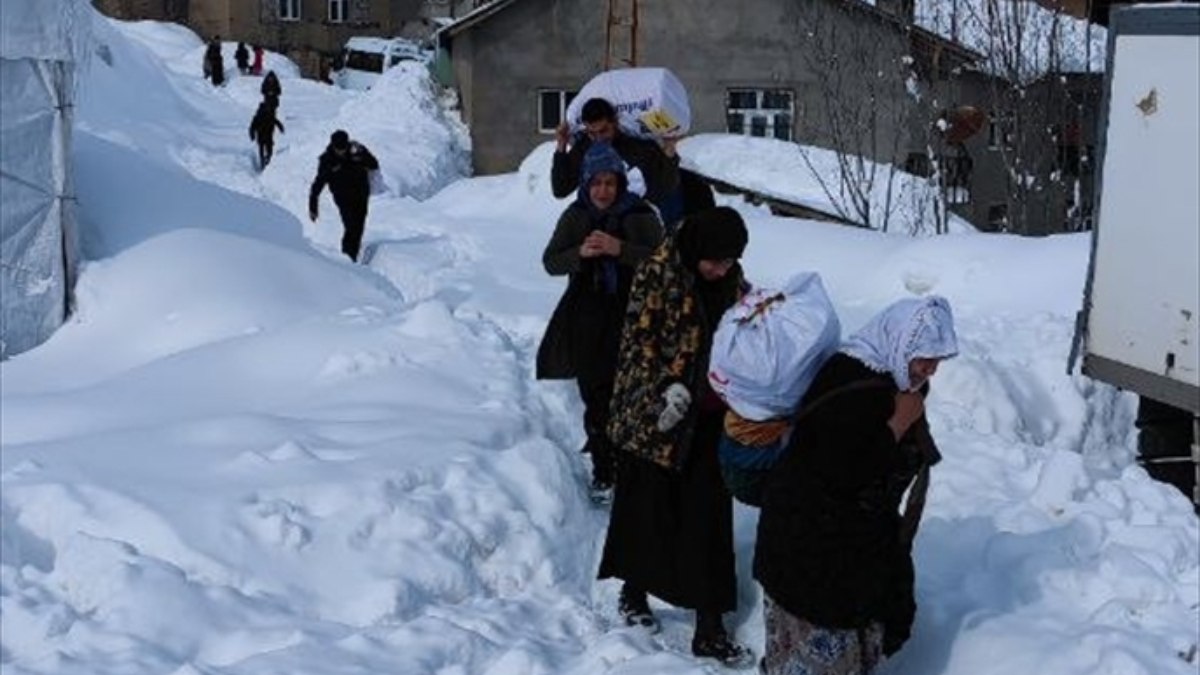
[0,0,81,358]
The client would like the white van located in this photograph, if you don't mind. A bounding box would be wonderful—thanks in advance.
[333,36,430,91]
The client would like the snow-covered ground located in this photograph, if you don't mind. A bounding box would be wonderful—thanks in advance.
[2,13,1197,675]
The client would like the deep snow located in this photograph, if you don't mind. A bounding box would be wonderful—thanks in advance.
[1,12,1196,675]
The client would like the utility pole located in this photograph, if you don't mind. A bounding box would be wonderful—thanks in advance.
[604,0,639,69]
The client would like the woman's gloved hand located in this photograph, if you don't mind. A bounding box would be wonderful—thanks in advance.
[656,383,692,432]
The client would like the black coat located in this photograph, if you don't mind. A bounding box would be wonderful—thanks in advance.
[753,353,929,653]
[309,142,379,212]
[234,44,249,69]
[248,105,284,144]
[551,134,680,209]
[536,201,662,381]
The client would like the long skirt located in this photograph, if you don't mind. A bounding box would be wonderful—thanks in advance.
[762,595,884,675]
[597,411,735,611]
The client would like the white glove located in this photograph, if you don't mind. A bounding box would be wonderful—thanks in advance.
[655,383,692,432]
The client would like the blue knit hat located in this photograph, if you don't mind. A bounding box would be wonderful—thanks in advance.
[579,142,626,190]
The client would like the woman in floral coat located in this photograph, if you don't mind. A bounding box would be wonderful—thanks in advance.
[600,206,756,669]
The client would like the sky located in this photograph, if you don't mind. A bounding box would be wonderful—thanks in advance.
[1,10,1197,675]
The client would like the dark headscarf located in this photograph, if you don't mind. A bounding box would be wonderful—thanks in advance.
[575,142,640,294]
[675,206,749,329]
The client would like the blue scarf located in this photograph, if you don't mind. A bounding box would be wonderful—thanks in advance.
[575,142,641,294]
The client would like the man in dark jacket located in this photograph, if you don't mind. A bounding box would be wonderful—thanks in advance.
[248,99,284,170]
[536,142,664,502]
[552,98,680,218]
[309,130,379,262]
[234,42,250,75]
[204,37,224,86]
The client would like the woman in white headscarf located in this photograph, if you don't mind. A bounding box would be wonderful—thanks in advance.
[753,296,958,675]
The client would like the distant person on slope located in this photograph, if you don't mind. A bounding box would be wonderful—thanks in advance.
[248,98,285,170]
[261,70,282,106]
[552,98,680,218]
[309,130,379,262]
[204,36,225,86]
[234,42,250,75]
[536,142,664,503]
[251,45,264,76]
[754,296,958,675]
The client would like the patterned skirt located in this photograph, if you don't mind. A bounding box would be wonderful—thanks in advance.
[762,595,884,675]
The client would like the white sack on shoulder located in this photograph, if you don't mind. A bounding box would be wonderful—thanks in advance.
[708,272,841,421]
[565,67,691,139]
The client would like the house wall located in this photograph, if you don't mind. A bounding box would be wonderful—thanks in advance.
[457,0,914,175]
[454,0,607,174]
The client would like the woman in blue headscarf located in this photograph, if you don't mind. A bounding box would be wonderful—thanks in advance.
[754,296,959,675]
[536,142,664,500]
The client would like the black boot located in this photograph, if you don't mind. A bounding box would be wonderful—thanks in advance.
[618,584,660,634]
[693,611,755,669]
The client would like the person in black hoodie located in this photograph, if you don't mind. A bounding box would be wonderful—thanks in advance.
[204,36,224,86]
[234,42,250,75]
[261,70,282,107]
[536,142,664,503]
[754,296,959,675]
[309,130,379,262]
[248,98,284,170]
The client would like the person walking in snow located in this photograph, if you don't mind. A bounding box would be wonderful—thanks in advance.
[251,45,265,76]
[248,98,284,170]
[536,142,664,503]
[552,98,681,220]
[309,130,379,262]
[261,70,282,107]
[754,296,959,675]
[204,36,225,86]
[600,206,755,669]
[234,42,250,75]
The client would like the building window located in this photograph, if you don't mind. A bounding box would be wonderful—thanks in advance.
[988,110,1015,149]
[726,89,794,141]
[942,154,973,204]
[904,152,932,177]
[329,0,348,22]
[988,203,1009,229]
[279,0,301,21]
[538,90,578,133]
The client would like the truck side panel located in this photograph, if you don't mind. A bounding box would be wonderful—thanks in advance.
[1083,6,1200,414]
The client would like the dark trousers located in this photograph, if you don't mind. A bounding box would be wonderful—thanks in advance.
[578,375,616,485]
[256,140,274,169]
[336,200,367,262]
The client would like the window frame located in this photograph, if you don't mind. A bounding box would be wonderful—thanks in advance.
[537,89,578,134]
[279,0,301,21]
[988,110,1015,150]
[328,0,348,23]
[726,88,795,141]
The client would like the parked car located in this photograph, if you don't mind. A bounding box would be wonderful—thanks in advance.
[333,36,431,91]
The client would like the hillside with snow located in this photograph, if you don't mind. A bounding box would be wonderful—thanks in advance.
[1,11,1196,675]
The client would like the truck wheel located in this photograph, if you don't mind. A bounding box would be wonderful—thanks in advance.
[1135,396,1199,510]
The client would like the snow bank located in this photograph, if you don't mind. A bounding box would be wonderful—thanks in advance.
[679,133,977,235]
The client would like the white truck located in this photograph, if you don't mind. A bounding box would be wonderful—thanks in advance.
[1073,3,1200,507]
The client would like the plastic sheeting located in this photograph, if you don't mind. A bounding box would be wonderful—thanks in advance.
[1,0,78,359]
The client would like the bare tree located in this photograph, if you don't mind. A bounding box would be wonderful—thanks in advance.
[791,3,914,232]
